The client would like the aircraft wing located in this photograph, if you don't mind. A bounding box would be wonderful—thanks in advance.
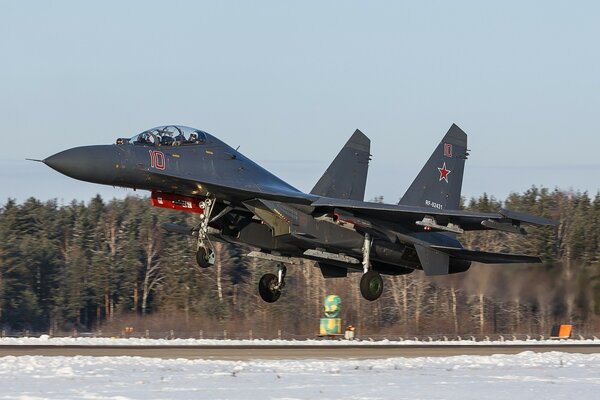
[146,170,316,205]
[430,245,542,263]
[413,243,543,276]
[311,197,557,234]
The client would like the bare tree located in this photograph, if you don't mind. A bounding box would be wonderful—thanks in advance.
[140,217,164,315]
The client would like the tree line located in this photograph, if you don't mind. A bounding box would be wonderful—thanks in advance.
[0,187,599,337]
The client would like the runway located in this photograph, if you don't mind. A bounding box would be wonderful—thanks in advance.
[1,343,599,359]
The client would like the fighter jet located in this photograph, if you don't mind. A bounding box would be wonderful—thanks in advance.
[40,124,557,302]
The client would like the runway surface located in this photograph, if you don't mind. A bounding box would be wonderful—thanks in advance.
[1,344,599,359]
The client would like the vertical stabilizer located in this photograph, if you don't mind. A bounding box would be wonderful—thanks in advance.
[398,124,468,210]
[311,129,371,200]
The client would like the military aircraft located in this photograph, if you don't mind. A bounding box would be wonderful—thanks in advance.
[40,124,557,302]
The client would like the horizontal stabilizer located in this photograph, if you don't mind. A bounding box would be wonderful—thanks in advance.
[431,246,542,264]
[481,219,528,235]
[499,208,558,226]
[415,244,449,276]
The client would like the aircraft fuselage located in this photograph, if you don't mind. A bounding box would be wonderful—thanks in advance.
[41,124,554,302]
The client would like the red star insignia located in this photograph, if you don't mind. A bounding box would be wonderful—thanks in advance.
[438,162,451,183]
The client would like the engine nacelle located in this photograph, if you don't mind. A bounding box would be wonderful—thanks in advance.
[371,261,414,276]
[448,258,471,274]
[151,191,206,214]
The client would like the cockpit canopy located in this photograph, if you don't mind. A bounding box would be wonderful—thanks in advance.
[120,125,208,146]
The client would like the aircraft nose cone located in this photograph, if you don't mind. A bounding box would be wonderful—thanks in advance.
[44,145,120,185]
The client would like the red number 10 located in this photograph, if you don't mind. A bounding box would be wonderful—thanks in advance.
[149,150,165,170]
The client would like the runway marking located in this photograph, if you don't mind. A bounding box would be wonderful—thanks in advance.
[0,344,599,360]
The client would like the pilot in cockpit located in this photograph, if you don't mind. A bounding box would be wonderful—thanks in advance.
[189,132,198,143]
[137,133,150,144]
[174,132,186,145]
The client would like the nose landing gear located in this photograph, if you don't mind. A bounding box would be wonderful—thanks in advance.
[196,246,215,268]
[194,197,216,269]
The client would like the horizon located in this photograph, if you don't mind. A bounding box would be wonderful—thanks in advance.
[2,183,592,209]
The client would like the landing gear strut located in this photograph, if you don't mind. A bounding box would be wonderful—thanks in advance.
[259,263,287,303]
[195,197,216,269]
[360,233,383,301]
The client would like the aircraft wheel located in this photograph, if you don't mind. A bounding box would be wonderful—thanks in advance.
[360,270,384,301]
[196,247,214,268]
[258,273,281,303]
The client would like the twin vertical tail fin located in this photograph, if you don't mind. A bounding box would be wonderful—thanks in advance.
[311,129,371,200]
[398,124,468,210]
[312,125,466,207]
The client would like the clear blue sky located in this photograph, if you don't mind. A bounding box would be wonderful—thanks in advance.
[2,1,599,205]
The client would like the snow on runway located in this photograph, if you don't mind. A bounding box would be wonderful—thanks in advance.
[1,352,599,400]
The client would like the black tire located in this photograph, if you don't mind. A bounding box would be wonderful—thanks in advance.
[258,273,281,303]
[196,247,212,268]
[360,270,384,301]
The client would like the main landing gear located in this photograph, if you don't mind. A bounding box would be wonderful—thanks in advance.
[360,270,384,301]
[258,263,287,303]
[195,197,216,269]
[360,233,384,301]
[255,233,384,303]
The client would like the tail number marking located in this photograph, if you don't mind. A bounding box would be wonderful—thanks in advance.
[444,143,453,157]
[425,200,443,210]
[149,150,166,170]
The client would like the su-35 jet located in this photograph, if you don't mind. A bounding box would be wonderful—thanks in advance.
[39,124,557,302]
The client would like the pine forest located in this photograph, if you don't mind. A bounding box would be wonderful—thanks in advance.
[1,187,599,339]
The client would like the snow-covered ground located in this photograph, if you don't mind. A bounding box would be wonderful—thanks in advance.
[0,352,599,399]
[1,335,599,346]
